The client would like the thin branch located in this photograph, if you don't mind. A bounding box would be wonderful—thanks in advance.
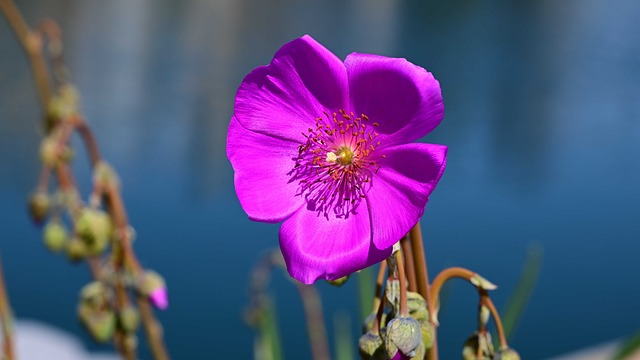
[0,255,15,360]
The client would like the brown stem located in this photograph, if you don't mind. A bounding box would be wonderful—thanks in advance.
[137,296,170,360]
[0,255,15,360]
[409,222,438,360]
[0,0,51,110]
[395,251,408,317]
[481,295,508,350]
[295,283,330,360]
[430,267,477,310]
[76,121,102,166]
[400,235,417,293]
[371,261,387,313]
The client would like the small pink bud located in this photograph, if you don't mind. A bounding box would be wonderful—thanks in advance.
[149,287,168,310]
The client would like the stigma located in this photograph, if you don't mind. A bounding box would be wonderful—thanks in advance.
[290,109,382,217]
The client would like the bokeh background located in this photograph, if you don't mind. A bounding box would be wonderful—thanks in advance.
[1,0,640,359]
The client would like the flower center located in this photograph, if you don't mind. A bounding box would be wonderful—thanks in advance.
[289,109,382,218]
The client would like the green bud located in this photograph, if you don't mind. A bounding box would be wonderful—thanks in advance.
[385,278,400,311]
[75,208,112,255]
[43,219,68,252]
[28,191,50,224]
[410,340,426,360]
[93,161,120,190]
[327,275,349,287]
[66,236,88,262]
[358,332,385,359]
[362,311,388,334]
[119,306,140,333]
[462,332,494,360]
[79,281,110,307]
[470,274,498,291]
[78,304,116,343]
[385,316,422,358]
[136,271,166,297]
[123,333,138,353]
[407,292,429,323]
[493,348,520,360]
[421,321,435,350]
[40,138,59,167]
[48,84,80,120]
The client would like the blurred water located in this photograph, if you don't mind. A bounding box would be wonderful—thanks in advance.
[1,0,640,359]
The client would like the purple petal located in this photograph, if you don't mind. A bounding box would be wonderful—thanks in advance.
[345,53,444,147]
[227,116,305,223]
[234,35,349,142]
[367,143,447,249]
[149,288,169,310]
[279,206,392,284]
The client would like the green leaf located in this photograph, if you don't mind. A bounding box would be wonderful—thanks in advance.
[501,243,543,341]
[334,312,355,360]
[357,266,375,323]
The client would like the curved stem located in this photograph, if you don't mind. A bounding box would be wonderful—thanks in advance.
[481,295,508,350]
[371,261,387,313]
[430,267,477,313]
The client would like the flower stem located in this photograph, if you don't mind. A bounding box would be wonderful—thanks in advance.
[0,255,15,360]
[0,0,51,110]
[400,235,417,292]
[372,261,387,314]
[409,222,438,360]
[481,293,508,350]
[395,251,409,318]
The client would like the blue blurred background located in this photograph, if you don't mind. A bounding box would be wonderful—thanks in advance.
[1,0,640,359]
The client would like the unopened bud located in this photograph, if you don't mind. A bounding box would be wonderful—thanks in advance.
[40,138,69,167]
[28,191,50,224]
[479,305,490,326]
[66,236,88,262]
[43,219,68,252]
[462,332,494,360]
[327,275,349,287]
[385,316,422,359]
[358,332,385,359]
[93,161,120,190]
[470,274,497,291]
[420,321,435,350]
[137,271,168,310]
[78,304,115,343]
[79,281,110,307]
[119,306,140,333]
[407,292,429,323]
[493,348,520,360]
[75,208,112,255]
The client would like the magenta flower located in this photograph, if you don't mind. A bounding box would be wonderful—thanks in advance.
[227,35,446,284]
[149,287,169,310]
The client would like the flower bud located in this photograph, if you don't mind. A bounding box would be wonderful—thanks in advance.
[470,274,498,291]
[66,236,88,262]
[407,292,429,323]
[385,278,400,311]
[75,208,112,255]
[78,281,115,343]
[93,161,120,190]
[420,321,435,350]
[118,305,140,333]
[493,348,520,360]
[43,219,68,252]
[385,316,422,359]
[327,275,349,287]
[462,332,494,360]
[79,281,110,308]
[40,138,60,167]
[362,311,387,334]
[78,304,116,343]
[358,332,385,359]
[28,191,50,224]
[137,271,169,310]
